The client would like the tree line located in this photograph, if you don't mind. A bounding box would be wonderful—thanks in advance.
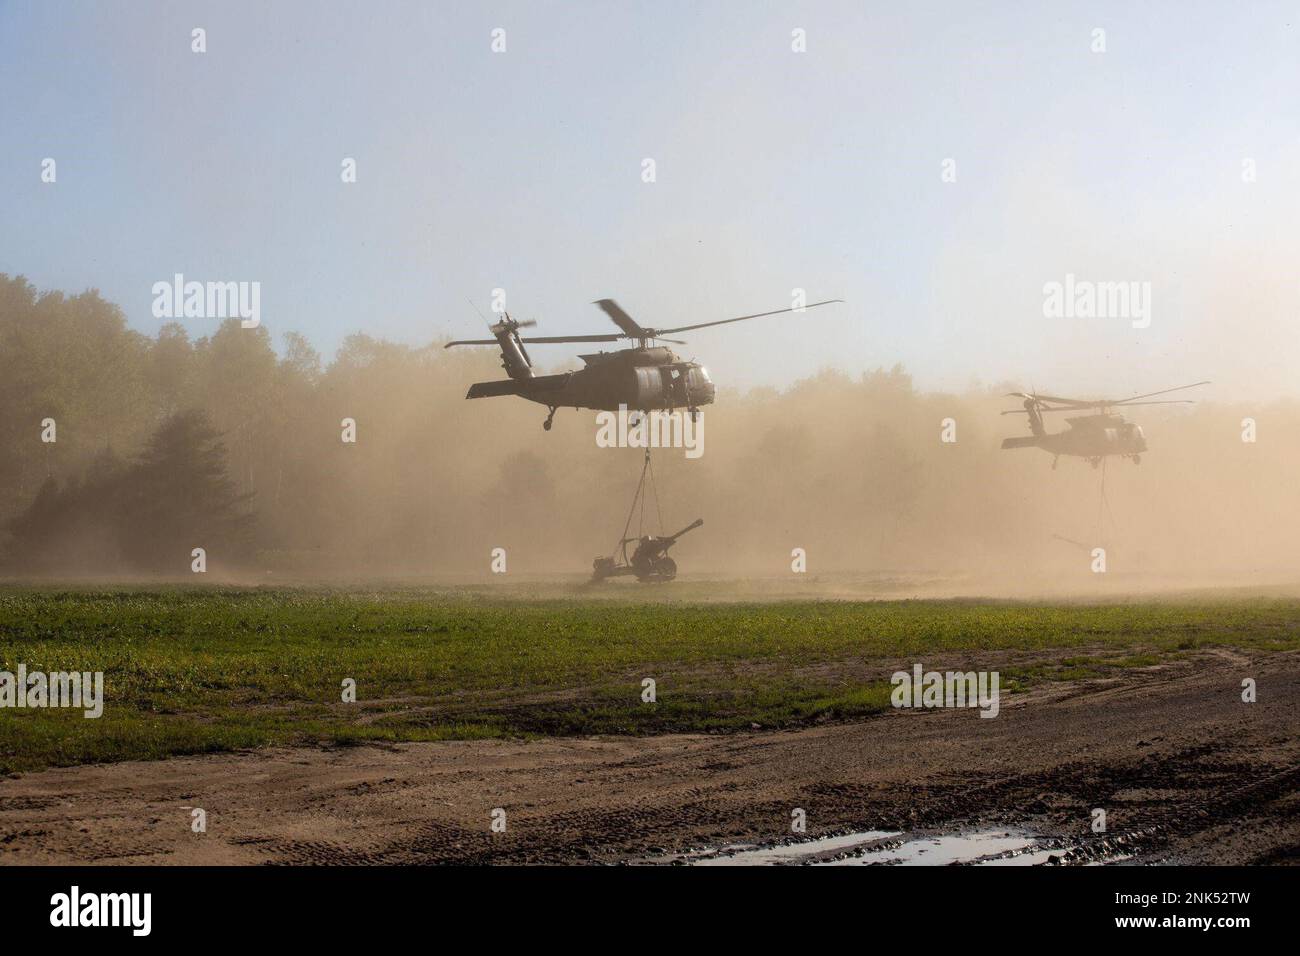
[3,272,1297,581]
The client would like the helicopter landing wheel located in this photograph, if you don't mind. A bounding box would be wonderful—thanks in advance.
[543,406,557,430]
[688,407,699,423]
[1132,454,1141,465]
[1051,457,1059,471]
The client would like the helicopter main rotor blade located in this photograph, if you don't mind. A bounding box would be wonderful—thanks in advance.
[446,331,687,347]
[517,333,624,344]
[1004,383,1209,408]
[1001,398,1199,414]
[449,296,844,348]
[1001,405,1083,414]
[652,299,844,335]
[1105,399,1198,407]
[1005,391,1095,407]
[593,299,649,338]
[445,333,624,347]
[1110,381,1211,405]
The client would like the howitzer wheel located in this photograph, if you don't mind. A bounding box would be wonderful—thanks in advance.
[637,556,676,582]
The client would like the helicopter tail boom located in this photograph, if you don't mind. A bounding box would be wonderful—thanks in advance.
[465,373,570,400]
[466,379,526,399]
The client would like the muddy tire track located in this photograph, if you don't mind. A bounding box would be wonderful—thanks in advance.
[1,650,1296,865]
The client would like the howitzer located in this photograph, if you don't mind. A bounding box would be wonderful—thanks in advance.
[593,518,703,582]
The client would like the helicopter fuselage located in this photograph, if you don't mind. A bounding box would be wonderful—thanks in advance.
[467,345,716,415]
[1003,413,1147,464]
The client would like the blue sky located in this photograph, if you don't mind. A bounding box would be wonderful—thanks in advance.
[3,0,1298,396]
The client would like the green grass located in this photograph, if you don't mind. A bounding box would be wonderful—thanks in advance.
[2,586,1298,774]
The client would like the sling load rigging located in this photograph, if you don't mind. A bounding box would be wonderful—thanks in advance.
[590,449,702,582]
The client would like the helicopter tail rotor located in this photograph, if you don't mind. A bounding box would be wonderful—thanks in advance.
[1001,393,1048,436]
[450,313,540,380]
[1023,397,1045,436]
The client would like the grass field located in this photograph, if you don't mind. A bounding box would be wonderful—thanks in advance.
[3,585,1299,774]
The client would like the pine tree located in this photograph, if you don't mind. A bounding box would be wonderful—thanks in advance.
[116,410,254,571]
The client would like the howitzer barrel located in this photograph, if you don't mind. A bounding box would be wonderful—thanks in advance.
[667,518,704,542]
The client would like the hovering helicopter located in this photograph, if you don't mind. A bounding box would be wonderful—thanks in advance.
[1000,381,1209,468]
[445,298,842,429]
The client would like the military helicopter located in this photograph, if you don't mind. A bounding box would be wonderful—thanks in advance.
[1000,381,1209,468]
[445,298,842,429]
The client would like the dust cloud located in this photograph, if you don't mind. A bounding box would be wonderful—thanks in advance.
[479,366,1296,592]
[2,277,1295,595]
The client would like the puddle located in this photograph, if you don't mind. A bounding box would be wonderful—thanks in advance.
[688,830,900,866]
[818,829,1046,866]
[677,828,1059,866]
[976,848,1060,866]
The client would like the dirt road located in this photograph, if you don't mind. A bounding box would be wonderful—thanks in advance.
[2,649,1297,865]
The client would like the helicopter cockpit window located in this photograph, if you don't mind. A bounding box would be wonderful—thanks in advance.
[661,366,687,405]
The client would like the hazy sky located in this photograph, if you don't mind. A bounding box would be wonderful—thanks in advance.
[3,1,1298,397]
